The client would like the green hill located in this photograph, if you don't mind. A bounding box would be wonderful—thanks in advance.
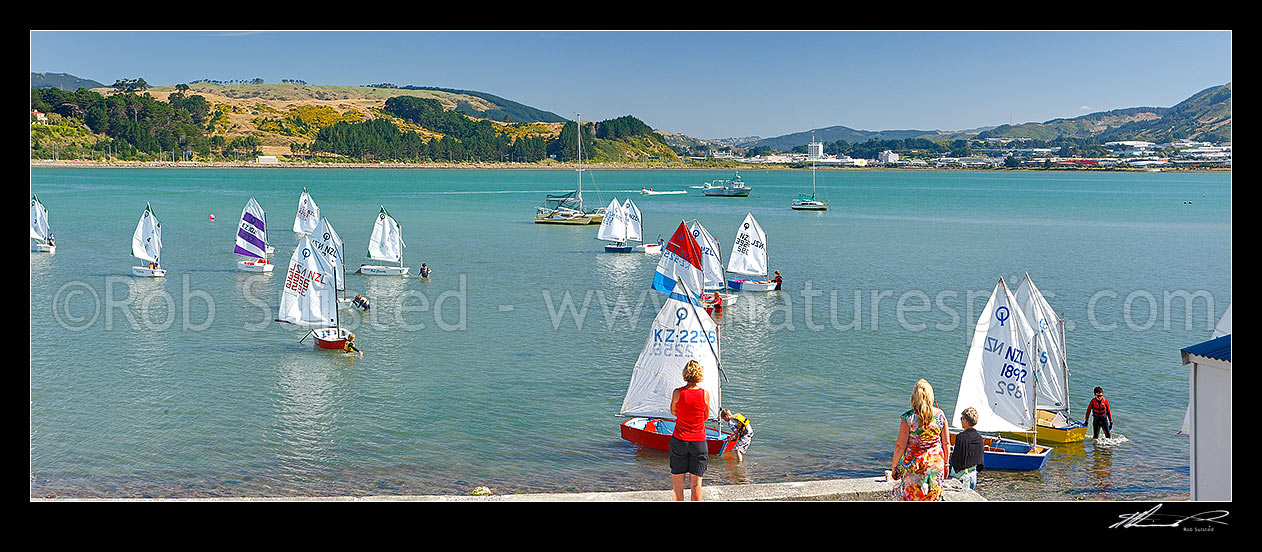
[31,72,106,91]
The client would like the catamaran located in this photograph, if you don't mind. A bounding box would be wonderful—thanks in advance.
[31,194,55,253]
[308,216,358,310]
[619,279,737,455]
[949,278,1052,470]
[725,213,778,291]
[130,203,165,277]
[535,114,605,225]
[358,206,410,276]
[597,198,657,253]
[276,234,351,350]
[235,197,273,272]
[1006,273,1087,443]
[293,188,320,235]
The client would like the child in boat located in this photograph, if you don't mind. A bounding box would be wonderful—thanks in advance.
[1085,387,1114,439]
[950,407,984,490]
[720,409,753,463]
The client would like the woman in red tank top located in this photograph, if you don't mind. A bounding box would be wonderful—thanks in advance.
[669,360,711,501]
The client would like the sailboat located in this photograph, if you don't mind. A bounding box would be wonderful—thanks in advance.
[276,234,350,350]
[597,198,657,253]
[130,203,166,277]
[31,194,55,253]
[293,188,320,235]
[235,197,273,272]
[619,279,737,455]
[308,216,358,310]
[651,221,708,307]
[689,220,737,313]
[1006,273,1088,443]
[725,213,778,291]
[950,278,1053,470]
[791,139,829,211]
[357,206,410,276]
[535,114,604,225]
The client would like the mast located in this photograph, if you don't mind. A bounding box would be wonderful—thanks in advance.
[576,113,583,212]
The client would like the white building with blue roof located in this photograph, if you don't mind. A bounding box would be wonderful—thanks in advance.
[1180,324,1231,501]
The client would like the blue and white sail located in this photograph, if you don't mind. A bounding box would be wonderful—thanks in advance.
[622,199,644,243]
[954,278,1037,433]
[620,279,722,421]
[308,217,346,291]
[652,221,706,305]
[31,195,51,243]
[234,197,269,259]
[689,221,724,292]
[1014,273,1069,414]
[596,198,628,243]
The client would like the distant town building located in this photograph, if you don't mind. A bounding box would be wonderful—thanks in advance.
[32,110,47,125]
[808,141,824,160]
[878,150,899,164]
[256,155,279,164]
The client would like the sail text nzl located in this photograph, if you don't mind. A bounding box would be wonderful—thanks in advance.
[285,265,329,296]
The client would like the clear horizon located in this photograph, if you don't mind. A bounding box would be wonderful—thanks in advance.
[30,30,1231,140]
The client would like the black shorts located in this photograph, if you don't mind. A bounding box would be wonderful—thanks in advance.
[669,436,708,476]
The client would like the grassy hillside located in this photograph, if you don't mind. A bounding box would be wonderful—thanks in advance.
[32,72,106,91]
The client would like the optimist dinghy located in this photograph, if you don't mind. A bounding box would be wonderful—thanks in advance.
[130,203,166,277]
[358,206,410,276]
[31,195,55,253]
[235,197,273,272]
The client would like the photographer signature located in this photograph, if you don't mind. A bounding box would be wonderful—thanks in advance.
[1110,504,1229,529]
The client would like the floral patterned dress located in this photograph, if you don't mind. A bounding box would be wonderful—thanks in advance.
[893,407,948,501]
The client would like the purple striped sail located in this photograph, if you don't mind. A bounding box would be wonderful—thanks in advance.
[234,197,269,259]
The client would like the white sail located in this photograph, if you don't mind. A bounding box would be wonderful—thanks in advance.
[620,280,722,421]
[689,221,724,292]
[367,206,405,263]
[277,235,339,327]
[308,217,346,291]
[623,199,643,243]
[1014,274,1070,413]
[234,197,269,259]
[292,189,320,234]
[31,195,51,242]
[596,198,628,242]
[726,212,768,276]
[954,279,1037,433]
[131,203,163,263]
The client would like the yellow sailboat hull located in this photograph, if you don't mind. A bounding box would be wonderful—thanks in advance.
[1001,410,1088,443]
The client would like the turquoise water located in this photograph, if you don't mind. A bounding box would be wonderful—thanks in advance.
[29,167,1231,499]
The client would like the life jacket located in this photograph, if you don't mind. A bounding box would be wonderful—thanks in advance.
[731,413,751,434]
[1089,396,1110,418]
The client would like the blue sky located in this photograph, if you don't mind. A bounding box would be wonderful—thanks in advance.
[30,30,1232,139]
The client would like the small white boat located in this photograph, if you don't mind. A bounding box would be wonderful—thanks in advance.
[277,234,351,353]
[641,187,686,195]
[235,197,275,272]
[31,195,56,253]
[598,198,656,253]
[130,203,166,277]
[358,206,410,275]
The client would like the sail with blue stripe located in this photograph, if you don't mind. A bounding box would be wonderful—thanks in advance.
[652,221,706,305]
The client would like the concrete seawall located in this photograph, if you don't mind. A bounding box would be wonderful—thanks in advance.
[37,477,985,502]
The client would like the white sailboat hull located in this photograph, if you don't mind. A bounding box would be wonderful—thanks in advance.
[641,243,661,254]
[132,266,166,277]
[237,259,274,272]
[358,264,410,276]
[33,243,55,253]
[726,279,778,291]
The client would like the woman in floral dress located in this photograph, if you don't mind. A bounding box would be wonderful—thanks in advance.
[890,379,951,501]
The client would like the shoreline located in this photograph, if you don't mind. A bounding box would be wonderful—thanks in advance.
[31,475,987,502]
[29,160,1231,173]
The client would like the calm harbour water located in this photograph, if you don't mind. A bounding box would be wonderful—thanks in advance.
[29,167,1230,500]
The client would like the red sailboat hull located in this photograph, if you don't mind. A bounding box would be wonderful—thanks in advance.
[620,417,735,455]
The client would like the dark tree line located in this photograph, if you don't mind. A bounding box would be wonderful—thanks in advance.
[31,86,217,156]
